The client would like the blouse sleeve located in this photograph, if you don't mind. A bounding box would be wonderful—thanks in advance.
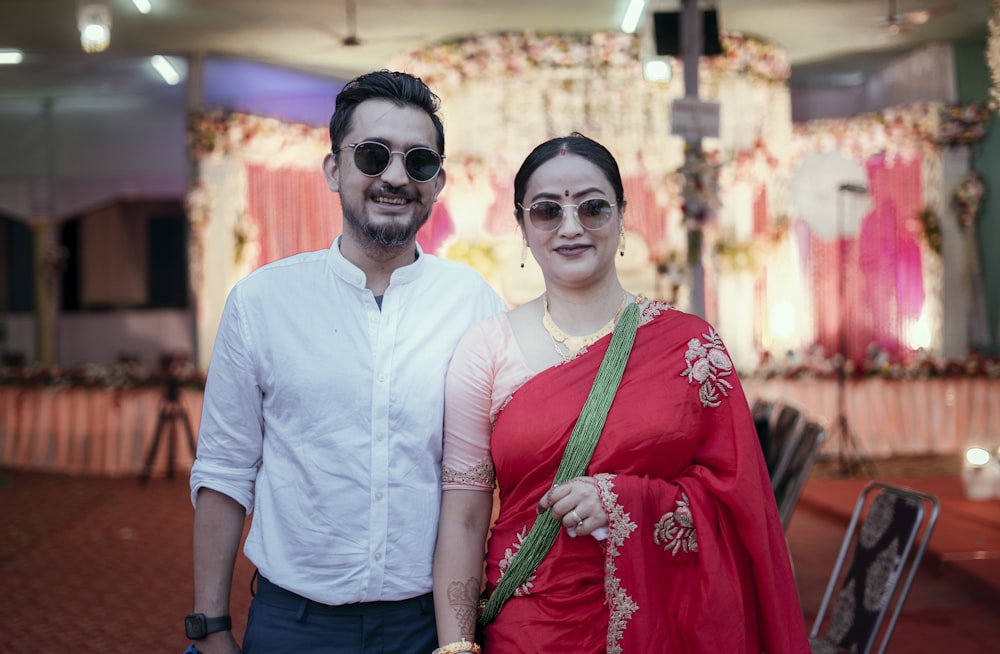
[442,313,536,491]
[442,318,499,491]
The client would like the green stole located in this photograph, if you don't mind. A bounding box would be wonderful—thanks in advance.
[479,299,641,625]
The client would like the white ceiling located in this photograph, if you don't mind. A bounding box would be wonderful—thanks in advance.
[0,0,991,99]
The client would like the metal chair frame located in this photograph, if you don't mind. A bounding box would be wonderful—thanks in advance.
[809,481,940,654]
[768,403,807,492]
[774,420,826,529]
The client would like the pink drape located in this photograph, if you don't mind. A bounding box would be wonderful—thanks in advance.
[801,155,924,362]
[245,164,455,264]
[753,186,769,348]
[246,165,343,267]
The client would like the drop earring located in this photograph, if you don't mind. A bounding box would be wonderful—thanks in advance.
[618,229,626,257]
[520,239,528,268]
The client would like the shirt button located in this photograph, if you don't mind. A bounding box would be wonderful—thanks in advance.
[377,373,387,382]
[370,314,379,323]
[375,492,383,501]
[376,432,385,442]
[374,553,382,561]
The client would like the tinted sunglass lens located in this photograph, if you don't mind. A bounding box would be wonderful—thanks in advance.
[529,202,564,230]
[353,143,391,176]
[404,148,441,182]
[578,199,613,228]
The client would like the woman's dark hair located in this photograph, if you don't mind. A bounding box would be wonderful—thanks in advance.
[512,132,625,225]
[328,70,445,155]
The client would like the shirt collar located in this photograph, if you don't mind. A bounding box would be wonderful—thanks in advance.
[327,235,426,289]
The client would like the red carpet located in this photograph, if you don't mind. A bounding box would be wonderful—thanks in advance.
[1,464,998,652]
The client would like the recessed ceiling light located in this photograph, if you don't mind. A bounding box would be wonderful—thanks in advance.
[132,0,152,14]
[621,0,647,34]
[0,49,24,65]
[151,55,181,85]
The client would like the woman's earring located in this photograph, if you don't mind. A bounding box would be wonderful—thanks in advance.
[618,230,626,257]
[520,240,528,268]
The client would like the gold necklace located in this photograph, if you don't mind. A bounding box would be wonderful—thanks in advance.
[543,291,629,360]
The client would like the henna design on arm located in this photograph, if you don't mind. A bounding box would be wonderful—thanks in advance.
[447,576,482,639]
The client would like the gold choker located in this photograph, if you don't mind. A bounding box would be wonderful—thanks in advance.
[543,292,629,360]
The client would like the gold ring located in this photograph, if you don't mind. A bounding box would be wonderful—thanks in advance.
[570,510,584,526]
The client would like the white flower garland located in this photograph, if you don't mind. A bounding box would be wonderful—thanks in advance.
[989,0,1000,111]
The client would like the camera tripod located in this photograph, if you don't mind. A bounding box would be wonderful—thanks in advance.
[139,380,196,485]
[828,388,877,478]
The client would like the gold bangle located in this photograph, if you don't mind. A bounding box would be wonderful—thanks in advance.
[432,639,481,654]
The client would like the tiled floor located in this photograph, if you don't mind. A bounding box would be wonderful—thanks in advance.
[1,460,998,653]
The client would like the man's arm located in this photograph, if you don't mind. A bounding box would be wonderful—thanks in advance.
[191,487,246,654]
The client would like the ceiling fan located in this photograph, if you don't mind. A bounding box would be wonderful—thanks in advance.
[340,0,361,47]
[875,0,956,36]
[321,0,424,49]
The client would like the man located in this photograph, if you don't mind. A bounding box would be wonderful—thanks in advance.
[187,70,506,654]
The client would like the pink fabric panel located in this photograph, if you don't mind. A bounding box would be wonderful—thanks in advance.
[802,155,924,363]
[861,155,924,356]
[245,165,343,266]
[754,186,768,349]
[484,176,516,238]
[416,202,455,255]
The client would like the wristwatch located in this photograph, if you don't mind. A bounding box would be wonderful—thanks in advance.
[184,613,232,640]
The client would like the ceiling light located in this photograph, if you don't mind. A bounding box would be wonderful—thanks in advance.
[0,49,24,65]
[643,59,673,83]
[151,55,181,85]
[621,0,647,34]
[132,0,152,14]
[78,2,112,53]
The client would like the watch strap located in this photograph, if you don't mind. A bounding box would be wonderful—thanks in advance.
[185,613,232,640]
[202,615,232,635]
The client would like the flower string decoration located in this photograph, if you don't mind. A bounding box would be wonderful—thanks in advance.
[936,103,992,148]
[677,145,721,230]
[953,171,985,230]
[989,0,1000,111]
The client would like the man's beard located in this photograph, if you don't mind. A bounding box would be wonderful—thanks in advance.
[343,193,430,249]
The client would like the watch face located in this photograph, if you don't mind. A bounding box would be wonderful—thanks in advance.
[185,614,206,639]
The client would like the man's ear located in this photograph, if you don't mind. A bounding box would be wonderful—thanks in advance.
[322,152,340,192]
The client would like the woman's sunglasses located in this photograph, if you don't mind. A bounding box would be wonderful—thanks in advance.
[339,141,445,183]
[517,199,617,232]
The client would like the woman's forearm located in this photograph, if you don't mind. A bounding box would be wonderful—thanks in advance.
[433,489,494,644]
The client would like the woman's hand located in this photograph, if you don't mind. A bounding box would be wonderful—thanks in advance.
[536,476,608,539]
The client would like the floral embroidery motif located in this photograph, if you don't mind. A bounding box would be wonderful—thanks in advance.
[654,493,699,555]
[441,457,495,488]
[497,527,535,597]
[680,329,734,408]
[595,473,638,654]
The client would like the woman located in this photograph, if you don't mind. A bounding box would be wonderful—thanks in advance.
[432,134,809,653]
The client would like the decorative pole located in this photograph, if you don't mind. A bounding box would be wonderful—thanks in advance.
[681,0,705,318]
[32,98,62,366]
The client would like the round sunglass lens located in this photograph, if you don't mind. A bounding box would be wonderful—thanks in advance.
[354,143,391,176]
[405,149,441,182]
[579,200,612,228]
[529,202,564,230]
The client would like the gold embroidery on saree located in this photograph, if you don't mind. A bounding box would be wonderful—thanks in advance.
[654,492,699,555]
[595,473,638,654]
[497,526,535,597]
[680,328,734,408]
[442,457,496,488]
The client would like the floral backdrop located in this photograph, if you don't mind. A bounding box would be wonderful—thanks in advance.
[178,30,994,378]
